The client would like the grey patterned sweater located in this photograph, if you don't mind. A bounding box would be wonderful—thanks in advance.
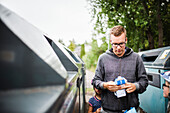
[93,47,148,112]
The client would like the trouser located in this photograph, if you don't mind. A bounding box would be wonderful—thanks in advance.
[102,111,123,113]
[101,110,124,113]
[101,107,139,113]
[101,107,124,113]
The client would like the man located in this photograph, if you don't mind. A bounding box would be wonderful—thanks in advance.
[160,71,170,113]
[92,25,148,113]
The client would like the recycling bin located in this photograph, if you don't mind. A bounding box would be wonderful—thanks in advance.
[45,37,86,113]
[0,4,86,113]
[138,46,170,113]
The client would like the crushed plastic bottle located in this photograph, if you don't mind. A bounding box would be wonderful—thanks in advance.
[115,76,127,85]
[114,76,127,98]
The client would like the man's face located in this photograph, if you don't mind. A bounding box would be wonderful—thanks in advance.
[110,33,127,57]
[163,81,170,98]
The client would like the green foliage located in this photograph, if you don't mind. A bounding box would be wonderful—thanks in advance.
[83,38,108,70]
[68,39,76,51]
[83,39,98,69]
[99,37,109,53]
[88,0,170,51]
[58,38,65,46]
[80,44,85,58]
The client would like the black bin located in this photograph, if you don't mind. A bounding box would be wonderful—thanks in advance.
[45,37,86,113]
[0,4,86,113]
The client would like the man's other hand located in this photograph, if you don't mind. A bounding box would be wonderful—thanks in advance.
[122,82,136,93]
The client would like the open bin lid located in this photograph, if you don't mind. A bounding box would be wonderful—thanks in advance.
[138,46,170,69]
[45,37,83,71]
[0,4,68,113]
[0,4,67,89]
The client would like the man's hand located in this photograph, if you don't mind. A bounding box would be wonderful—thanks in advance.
[103,81,121,92]
[122,82,136,93]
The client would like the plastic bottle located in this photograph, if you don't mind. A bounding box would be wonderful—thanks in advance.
[114,76,127,98]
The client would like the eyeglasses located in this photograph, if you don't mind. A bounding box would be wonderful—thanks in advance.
[162,83,169,89]
[111,42,126,47]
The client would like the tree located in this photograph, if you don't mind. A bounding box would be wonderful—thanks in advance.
[68,39,76,51]
[58,38,65,46]
[99,37,109,53]
[88,0,170,51]
[83,38,99,69]
[82,38,108,70]
[80,44,85,58]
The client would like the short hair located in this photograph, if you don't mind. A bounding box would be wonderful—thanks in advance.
[110,25,126,37]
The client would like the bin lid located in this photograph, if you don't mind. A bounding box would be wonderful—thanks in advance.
[138,46,170,69]
[46,37,84,71]
[0,4,67,77]
[0,4,67,90]
[0,4,69,113]
[46,37,79,71]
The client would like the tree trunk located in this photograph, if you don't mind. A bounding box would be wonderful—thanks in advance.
[146,27,154,49]
[142,0,154,49]
[157,0,163,47]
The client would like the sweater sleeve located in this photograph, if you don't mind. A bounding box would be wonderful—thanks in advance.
[135,55,148,93]
[92,55,105,90]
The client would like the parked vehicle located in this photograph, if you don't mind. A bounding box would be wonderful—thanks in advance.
[0,4,86,113]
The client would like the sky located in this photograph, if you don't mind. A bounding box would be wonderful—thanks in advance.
[0,0,93,46]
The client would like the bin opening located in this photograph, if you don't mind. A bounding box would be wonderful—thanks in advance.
[165,58,170,67]
[147,73,160,88]
[45,36,53,45]
[142,55,158,62]
[64,48,80,63]
[147,75,153,81]
[141,51,161,62]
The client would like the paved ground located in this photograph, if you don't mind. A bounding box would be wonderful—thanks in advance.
[85,70,95,101]
[85,70,95,112]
